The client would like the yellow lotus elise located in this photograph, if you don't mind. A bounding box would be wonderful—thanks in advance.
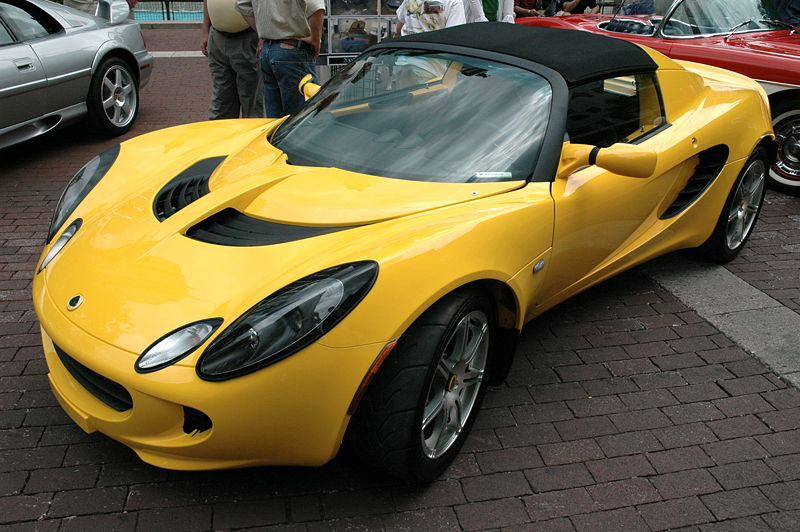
[34,23,774,482]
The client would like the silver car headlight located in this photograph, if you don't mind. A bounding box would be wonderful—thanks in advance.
[136,319,223,372]
[38,219,82,273]
[197,261,379,381]
[48,145,119,244]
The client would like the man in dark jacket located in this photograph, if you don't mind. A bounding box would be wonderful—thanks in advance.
[772,0,800,25]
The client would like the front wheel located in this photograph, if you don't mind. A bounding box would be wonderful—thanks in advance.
[86,57,139,136]
[769,96,800,195]
[348,287,495,483]
[698,147,768,263]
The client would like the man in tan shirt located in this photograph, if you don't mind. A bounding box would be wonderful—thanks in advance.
[202,0,264,119]
[236,0,325,118]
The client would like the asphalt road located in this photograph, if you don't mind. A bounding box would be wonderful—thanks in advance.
[1,26,800,532]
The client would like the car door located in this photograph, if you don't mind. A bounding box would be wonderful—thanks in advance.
[536,72,688,307]
[0,5,47,130]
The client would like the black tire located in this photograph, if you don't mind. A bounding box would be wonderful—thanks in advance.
[348,287,496,483]
[768,95,800,196]
[87,57,139,136]
[698,147,768,263]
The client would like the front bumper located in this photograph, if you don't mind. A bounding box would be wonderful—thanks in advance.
[35,280,383,470]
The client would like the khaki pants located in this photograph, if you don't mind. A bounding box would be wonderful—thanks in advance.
[208,27,264,120]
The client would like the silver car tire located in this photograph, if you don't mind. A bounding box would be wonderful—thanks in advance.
[348,287,495,483]
[87,57,139,136]
[699,146,768,264]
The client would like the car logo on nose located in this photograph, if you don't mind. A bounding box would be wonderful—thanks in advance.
[67,295,84,311]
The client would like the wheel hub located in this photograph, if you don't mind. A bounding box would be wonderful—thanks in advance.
[775,121,800,179]
[447,374,459,392]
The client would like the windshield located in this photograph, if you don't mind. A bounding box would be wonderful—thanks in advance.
[271,49,553,183]
[662,0,782,36]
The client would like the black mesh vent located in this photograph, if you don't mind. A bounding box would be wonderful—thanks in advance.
[186,208,355,246]
[661,145,729,219]
[153,156,226,221]
[54,343,133,412]
[183,406,212,434]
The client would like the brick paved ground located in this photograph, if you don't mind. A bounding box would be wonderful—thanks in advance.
[1,28,800,531]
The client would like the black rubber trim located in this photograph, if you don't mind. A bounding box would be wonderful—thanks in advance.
[153,156,226,221]
[186,208,357,246]
[53,343,132,412]
[660,145,729,219]
[589,146,600,165]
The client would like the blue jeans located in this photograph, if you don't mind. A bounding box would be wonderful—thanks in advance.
[259,40,317,118]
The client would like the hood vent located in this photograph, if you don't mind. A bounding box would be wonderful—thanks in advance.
[660,145,729,219]
[186,208,355,246]
[153,156,226,221]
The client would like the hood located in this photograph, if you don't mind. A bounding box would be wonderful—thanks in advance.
[209,134,525,226]
[40,127,526,356]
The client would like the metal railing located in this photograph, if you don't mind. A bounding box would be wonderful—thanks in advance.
[133,0,203,21]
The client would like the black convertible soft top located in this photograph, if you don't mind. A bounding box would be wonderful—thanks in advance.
[387,23,659,86]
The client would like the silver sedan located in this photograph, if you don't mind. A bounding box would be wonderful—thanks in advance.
[0,0,153,150]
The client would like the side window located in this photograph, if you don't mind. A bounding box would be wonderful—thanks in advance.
[0,21,13,45]
[0,1,55,41]
[566,72,666,148]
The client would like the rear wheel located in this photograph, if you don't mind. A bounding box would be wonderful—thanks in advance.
[348,287,495,483]
[769,96,800,195]
[87,57,139,136]
[699,147,767,263]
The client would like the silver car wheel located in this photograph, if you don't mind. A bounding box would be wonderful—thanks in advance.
[421,310,488,459]
[101,65,137,128]
[726,158,766,250]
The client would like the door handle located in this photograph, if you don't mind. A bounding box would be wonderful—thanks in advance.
[13,58,35,71]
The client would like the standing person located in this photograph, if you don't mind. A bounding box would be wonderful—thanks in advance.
[479,0,514,22]
[202,0,264,120]
[558,0,598,14]
[236,0,324,118]
[514,0,556,17]
[771,0,800,25]
[395,0,466,36]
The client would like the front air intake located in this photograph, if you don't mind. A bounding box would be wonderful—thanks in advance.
[54,343,133,412]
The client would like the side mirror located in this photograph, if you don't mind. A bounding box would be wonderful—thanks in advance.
[299,74,321,101]
[96,0,130,24]
[558,142,657,179]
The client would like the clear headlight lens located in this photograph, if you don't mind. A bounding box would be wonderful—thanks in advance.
[136,319,223,372]
[38,219,82,273]
[48,145,119,244]
[197,261,378,381]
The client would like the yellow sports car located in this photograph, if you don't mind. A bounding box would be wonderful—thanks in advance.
[34,23,773,482]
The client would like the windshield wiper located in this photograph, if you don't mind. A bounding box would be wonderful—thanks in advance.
[723,19,753,41]
[759,19,798,35]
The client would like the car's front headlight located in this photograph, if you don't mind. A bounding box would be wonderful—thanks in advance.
[197,261,379,381]
[38,219,82,273]
[136,319,223,373]
[48,145,119,244]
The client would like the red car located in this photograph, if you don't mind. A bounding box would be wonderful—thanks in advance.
[518,0,800,195]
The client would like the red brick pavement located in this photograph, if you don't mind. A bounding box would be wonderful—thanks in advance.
[1,27,800,531]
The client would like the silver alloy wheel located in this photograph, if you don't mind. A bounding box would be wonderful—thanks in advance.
[101,65,137,128]
[420,309,489,459]
[773,110,800,186]
[726,158,766,250]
